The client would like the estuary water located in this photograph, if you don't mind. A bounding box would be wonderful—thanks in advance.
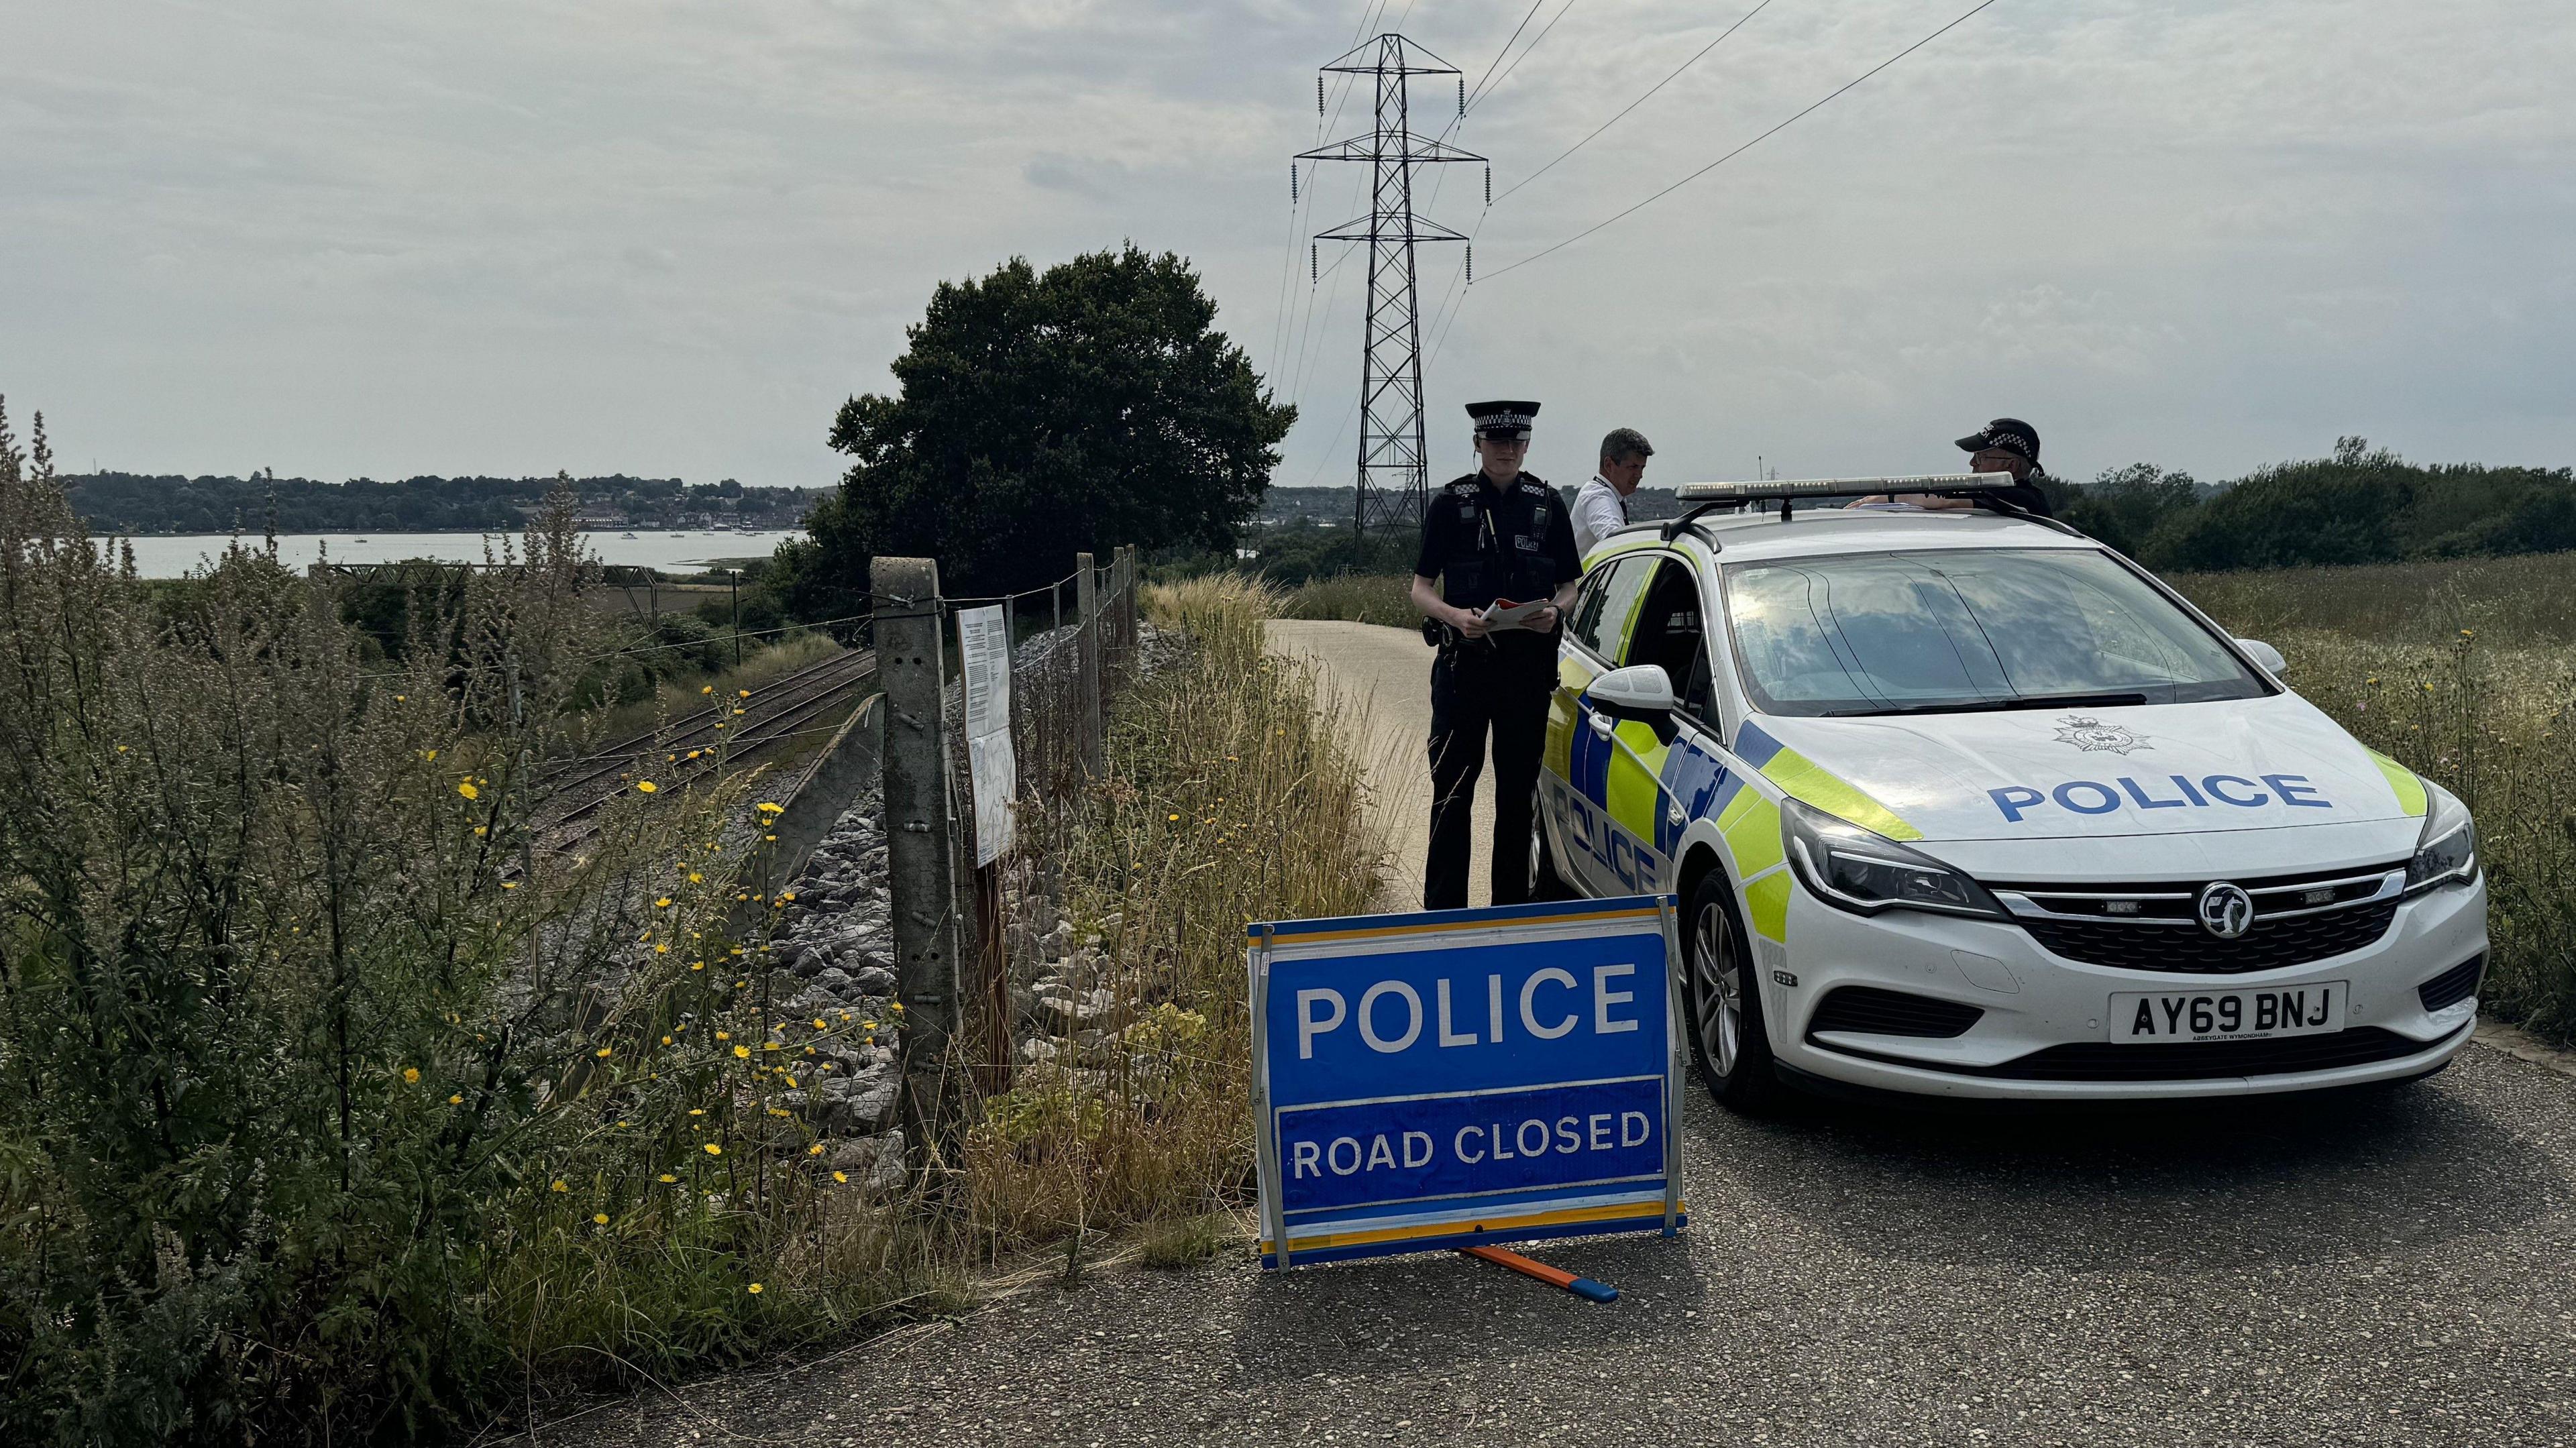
[105,530,804,579]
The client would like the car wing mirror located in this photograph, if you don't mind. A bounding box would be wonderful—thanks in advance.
[2235,638,2287,676]
[1585,663,1678,724]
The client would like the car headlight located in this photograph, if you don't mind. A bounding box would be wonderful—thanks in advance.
[2404,781,2478,895]
[1780,797,2005,919]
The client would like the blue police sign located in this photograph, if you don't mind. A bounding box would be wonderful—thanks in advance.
[1248,895,1684,1268]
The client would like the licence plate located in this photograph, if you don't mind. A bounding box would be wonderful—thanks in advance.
[2108,982,2346,1044]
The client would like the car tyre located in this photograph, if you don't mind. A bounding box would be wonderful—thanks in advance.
[1684,870,1784,1114]
[1531,807,1579,901]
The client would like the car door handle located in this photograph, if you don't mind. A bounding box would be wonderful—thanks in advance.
[1667,799,1686,827]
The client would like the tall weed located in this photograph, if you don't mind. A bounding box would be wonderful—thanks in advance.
[0,402,928,1442]
[960,574,1383,1244]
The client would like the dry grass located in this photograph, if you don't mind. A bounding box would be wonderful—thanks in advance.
[1281,571,1415,628]
[958,573,1383,1249]
[2186,572,2576,1042]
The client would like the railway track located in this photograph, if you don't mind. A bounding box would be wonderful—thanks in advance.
[538,647,878,848]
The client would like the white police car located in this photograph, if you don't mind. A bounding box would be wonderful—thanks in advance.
[1535,474,2487,1109]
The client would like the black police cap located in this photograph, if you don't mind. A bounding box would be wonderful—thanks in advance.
[1466,400,1540,439]
[1955,417,2040,465]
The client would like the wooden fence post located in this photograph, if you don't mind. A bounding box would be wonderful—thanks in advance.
[873,557,961,1160]
[1118,545,1138,657]
[1075,552,1104,778]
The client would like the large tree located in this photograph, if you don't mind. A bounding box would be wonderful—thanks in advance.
[774,245,1294,612]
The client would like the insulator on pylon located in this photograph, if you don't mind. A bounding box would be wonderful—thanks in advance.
[1484,167,1491,205]
[1311,243,1318,282]
[1458,76,1466,115]
[1466,245,1474,284]
[1319,76,1326,115]
[1291,166,1298,203]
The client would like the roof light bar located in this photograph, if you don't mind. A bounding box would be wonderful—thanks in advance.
[1672,473,2006,502]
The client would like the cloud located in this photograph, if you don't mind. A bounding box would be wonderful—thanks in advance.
[2,0,2570,493]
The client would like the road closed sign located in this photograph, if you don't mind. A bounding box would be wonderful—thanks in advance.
[1247,896,1684,1269]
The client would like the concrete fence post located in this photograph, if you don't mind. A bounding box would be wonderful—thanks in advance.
[1075,552,1104,779]
[873,557,961,1160]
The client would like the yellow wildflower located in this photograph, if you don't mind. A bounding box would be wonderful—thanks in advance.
[714,1030,730,1040]
[688,871,702,884]
[448,1093,463,1105]
[402,1066,420,1083]
[757,801,785,815]
[808,1143,825,1156]
[734,1045,750,1059]
[422,748,437,761]
[833,1170,848,1184]
[659,1173,677,1182]
[550,1179,568,1192]
[592,1212,609,1225]
[637,780,659,793]
[704,1143,722,1155]
[654,943,669,954]
[700,684,714,695]
[458,781,479,800]
[655,897,672,908]
[594,1046,612,1058]
[746,1282,762,1294]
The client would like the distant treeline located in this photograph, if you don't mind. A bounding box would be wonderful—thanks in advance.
[64,471,821,535]
[2046,438,2576,571]
[1252,437,2575,575]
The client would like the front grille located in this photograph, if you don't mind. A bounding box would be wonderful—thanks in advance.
[1813,1026,2449,1082]
[2417,955,2485,1013]
[1808,986,1982,1039]
[2017,900,2399,974]
[1976,1027,2441,1082]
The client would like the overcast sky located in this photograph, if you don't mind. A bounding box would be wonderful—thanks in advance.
[6,1,2570,494]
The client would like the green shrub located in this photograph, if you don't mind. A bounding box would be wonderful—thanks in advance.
[0,402,925,1443]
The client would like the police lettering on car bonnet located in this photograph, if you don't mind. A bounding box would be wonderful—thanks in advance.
[1407,399,1582,910]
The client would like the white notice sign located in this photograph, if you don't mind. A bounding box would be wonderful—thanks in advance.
[957,605,1016,865]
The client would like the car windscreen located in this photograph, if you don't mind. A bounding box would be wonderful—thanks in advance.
[1722,547,2269,718]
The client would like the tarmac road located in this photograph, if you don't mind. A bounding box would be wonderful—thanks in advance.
[539,618,2576,1447]
[551,1051,2576,1447]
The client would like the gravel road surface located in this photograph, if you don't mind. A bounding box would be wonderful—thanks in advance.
[536,618,2576,1448]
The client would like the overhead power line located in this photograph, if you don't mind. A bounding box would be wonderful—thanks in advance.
[1480,0,2001,282]
[1463,0,1549,111]
[1468,0,1581,117]
[1495,0,1774,205]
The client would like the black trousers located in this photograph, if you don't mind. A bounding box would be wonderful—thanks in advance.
[1425,642,1554,911]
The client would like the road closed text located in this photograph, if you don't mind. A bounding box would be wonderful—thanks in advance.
[1273,1076,1666,1215]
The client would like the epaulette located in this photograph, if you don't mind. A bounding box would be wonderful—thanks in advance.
[1517,478,1551,496]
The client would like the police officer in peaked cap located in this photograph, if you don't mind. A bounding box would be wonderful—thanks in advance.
[1407,400,1582,910]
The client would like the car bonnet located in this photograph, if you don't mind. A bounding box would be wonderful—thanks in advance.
[1733,694,2425,842]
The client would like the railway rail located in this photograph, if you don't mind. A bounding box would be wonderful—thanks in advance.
[537,646,879,848]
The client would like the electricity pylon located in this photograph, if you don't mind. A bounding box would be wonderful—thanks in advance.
[1299,35,1482,537]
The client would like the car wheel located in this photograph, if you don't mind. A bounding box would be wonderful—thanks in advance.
[1531,807,1579,901]
[1684,871,1783,1114]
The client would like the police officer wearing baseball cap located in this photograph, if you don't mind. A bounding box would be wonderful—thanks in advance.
[1408,400,1582,909]
[1851,416,2058,515]
[1950,417,2055,516]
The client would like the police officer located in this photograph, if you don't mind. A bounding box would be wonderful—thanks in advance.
[1408,400,1582,910]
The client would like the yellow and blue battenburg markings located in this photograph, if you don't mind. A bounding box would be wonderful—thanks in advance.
[1248,896,1686,1270]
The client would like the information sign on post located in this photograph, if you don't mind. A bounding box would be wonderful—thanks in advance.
[1247,896,1684,1269]
[955,604,1014,866]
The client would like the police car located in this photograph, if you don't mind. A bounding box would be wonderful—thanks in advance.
[1535,474,2487,1108]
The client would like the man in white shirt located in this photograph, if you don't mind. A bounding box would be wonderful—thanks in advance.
[1570,427,1654,557]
